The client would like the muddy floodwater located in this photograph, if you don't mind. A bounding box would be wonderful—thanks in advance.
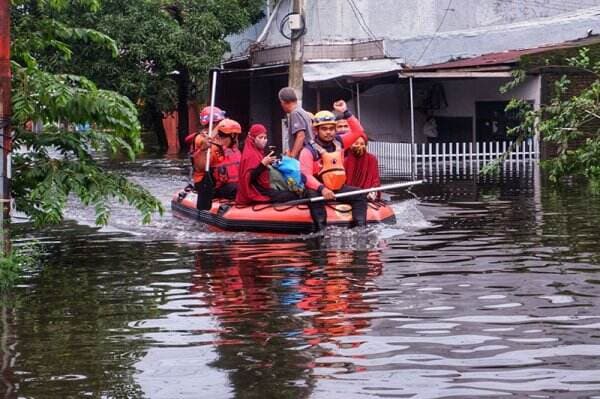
[2,157,600,398]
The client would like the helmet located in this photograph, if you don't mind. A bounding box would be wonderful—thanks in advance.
[200,106,225,126]
[313,111,337,127]
[215,118,242,135]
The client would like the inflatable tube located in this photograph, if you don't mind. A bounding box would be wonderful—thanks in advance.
[171,189,396,234]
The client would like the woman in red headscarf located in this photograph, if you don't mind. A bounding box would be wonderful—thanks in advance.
[236,124,300,205]
[344,134,381,200]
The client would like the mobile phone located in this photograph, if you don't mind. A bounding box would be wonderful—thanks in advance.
[267,146,280,158]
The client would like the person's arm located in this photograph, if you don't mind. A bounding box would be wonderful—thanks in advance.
[289,131,305,158]
[340,113,366,148]
[299,148,321,191]
[249,163,267,185]
[372,156,381,187]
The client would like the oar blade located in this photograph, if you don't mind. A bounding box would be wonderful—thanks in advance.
[196,173,215,210]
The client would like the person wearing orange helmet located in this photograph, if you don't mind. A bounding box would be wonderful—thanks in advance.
[191,118,242,200]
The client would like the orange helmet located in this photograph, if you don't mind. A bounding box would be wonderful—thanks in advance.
[215,118,242,135]
[200,106,226,126]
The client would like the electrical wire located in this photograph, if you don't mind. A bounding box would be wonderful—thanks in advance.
[278,12,307,41]
[496,0,582,13]
[413,0,454,66]
[345,0,389,57]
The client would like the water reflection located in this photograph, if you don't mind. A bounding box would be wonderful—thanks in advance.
[134,240,385,399]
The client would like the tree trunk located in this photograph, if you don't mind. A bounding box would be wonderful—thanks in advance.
[177,67,190,153]
[148,101,167,151]
[0,0,12,229]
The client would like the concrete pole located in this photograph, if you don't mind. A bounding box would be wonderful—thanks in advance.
[288,0,305,105]
[409,76,416,178]
[355,82,361,120]
[0,0,11,225]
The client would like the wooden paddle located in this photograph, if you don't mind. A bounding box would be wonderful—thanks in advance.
[196,69,219,210]
[282,180,425,206]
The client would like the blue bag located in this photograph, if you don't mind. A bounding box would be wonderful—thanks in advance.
[273,155,304,193]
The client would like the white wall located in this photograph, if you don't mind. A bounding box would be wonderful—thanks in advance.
[262,0,600,47]
[349,76,540,143]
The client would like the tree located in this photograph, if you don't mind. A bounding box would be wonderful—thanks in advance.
[43,0,264,151]
[500,46,600,188]
[10,0,164,225]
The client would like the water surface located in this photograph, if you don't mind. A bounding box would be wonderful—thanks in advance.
[2,159,600,398]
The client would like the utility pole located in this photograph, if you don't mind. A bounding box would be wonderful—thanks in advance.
[288,0,305,104]
[0,0,11,225]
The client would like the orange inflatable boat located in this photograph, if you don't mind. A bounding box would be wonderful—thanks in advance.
[171,189,396,234]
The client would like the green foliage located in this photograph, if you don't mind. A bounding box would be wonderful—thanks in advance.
[501,47,600,185]
[11,0,164,225]
[44,0,264,126]
[0,241,41,291]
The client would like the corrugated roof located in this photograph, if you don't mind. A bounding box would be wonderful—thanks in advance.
[407,36,600,71]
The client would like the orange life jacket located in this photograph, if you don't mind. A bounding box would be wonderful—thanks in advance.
[309,140,346,190]
[212,147,241,187]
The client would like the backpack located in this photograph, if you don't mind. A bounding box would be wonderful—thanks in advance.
[270,156,304,193]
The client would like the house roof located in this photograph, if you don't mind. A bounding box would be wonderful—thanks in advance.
[304,59,403,82]
[388,7,600,67]
[407,36,600,72]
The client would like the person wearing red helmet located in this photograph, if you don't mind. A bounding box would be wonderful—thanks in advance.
[184,106,226,190]
[184,106,226,150]
[191,118,242,200]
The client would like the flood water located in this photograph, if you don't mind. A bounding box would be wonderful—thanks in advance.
[2,156,600,398]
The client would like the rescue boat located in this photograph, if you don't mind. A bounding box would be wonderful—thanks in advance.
[171,189,396,234]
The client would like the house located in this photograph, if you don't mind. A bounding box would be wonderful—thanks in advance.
[218,0,600,177]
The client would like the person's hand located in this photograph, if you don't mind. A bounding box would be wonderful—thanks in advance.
[321,187,336,201]
[261,152,277,166]
[333,100,347,113]
[367,191,377,201]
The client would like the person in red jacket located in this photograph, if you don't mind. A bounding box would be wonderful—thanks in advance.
[344,134,381,200]
[236,124,301,205]
[299,100,368,229]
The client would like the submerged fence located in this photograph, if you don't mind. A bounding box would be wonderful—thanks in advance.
[369,139,538,178]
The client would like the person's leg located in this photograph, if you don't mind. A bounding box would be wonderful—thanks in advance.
[335,185,367,227]
[265,189,300,203]
[306,189,327,232]
[215,183,237,200]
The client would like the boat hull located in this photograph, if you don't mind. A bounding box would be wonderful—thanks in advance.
[171,190,396,234]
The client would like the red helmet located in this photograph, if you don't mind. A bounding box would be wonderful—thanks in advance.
[200,106,225,126]
[215,118,242,135]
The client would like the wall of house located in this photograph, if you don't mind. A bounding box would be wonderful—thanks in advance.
[430,76,540,117]
[259,0,600,49]
[347,76,540,143]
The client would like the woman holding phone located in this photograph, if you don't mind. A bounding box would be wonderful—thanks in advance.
[236,124,300,205]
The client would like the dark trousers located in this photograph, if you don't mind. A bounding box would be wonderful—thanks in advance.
[307,185,368,229]
[215,183,238,200]
[261,189,300,203]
